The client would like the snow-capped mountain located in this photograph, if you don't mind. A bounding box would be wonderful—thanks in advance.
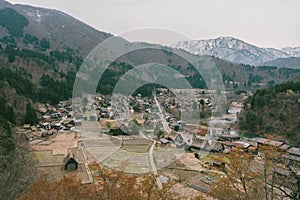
[175,37,300,66]
[281,47,300,58]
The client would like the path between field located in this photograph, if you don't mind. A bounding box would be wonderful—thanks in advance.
[140,131,162,189]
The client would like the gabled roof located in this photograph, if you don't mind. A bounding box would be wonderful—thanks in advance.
[190,137,208,149]
[256,138,283,147]
[209,141,224,152]
[168,131,178,141]
[287,147,300,156]
[175,133,184,141]
[279,144,290,151]
[223,141,251,149]
[24,131,34,140]
[160,138,170,144]
[219,134,240,141]
[282,154,300,162]
[63,152,78,165]
[23,124,31,129]
[274,167,291,176]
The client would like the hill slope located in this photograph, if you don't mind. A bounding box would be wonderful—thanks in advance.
[238,81,300,145]
[263,57,300,69]
[0,0,111,56]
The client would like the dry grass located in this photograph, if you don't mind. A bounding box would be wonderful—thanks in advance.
[36,163,90,182]
[31,150,64,166]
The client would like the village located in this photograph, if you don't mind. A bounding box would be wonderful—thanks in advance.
[17,88,300,198]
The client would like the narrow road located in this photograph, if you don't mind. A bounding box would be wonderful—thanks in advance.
[144,94,175,189]
[80,144,94,184]
[140,132,162,189]
[154,94,171,134]
[59,115,67,124]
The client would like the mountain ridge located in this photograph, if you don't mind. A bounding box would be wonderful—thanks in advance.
[175,36,300,66]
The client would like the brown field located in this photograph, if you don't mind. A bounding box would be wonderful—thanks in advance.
[31,132,78,155]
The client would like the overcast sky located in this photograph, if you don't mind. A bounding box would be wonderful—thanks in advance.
[6,0,300,48]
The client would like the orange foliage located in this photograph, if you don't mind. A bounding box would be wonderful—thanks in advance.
[139,174,176,200]
[17,175,95,200]
[18,162,180,200]
[88,162,140,200]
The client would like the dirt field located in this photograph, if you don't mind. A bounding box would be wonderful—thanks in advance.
[31,132,79,155]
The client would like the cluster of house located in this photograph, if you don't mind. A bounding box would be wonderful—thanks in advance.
[160,130,241,153]
[20,93,158,141]
[19,101,78,141]
[161,129,300,174]
[128,94,152,112]
[159,88,215,113]
[91,94,152,120]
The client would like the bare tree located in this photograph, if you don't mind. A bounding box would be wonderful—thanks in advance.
[209,145,300,200]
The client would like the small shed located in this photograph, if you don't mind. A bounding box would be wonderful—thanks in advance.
[41,122,51,130]
[212,160,226,170]
[279,144,290,152]
[190,137,209,150]
[167,132,184,146]
[63,152,79,171]
[24,131,34,141]
[256,138,284,148]
[219,134,240,141]
[23,124,31,130]
[160,138,171,146]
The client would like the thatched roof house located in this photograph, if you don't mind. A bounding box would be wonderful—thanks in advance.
[63,152,79,171]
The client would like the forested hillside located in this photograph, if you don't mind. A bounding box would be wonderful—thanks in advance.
[238,81,300,145]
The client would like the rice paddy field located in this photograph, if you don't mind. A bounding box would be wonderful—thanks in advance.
[103,149,151,174]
